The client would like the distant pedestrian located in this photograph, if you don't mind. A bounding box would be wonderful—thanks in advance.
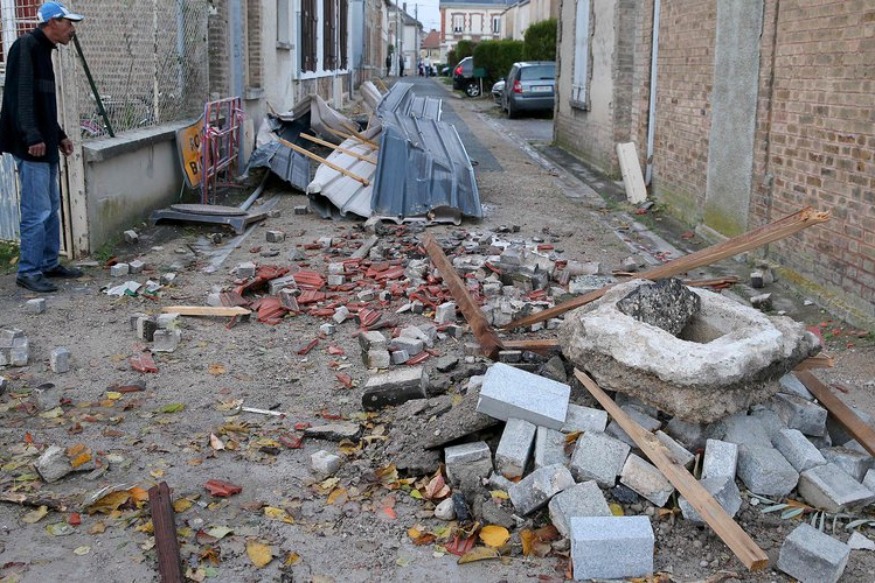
[0,1,85,293]
[399,55,405,77]
[385,54,391,77]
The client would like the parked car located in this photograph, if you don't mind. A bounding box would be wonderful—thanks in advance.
[491,79,505,104]
[452,57,481,98]
[501,61,556,119]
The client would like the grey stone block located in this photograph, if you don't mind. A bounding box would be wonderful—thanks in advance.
[488,471,515,492]
[266,230,286,243]
[798,463,875,513]
[235,261,256,279]
[319,323,335,336]
[156,313,179,329]
[364,349,391,369]
[749,405,788,441]
[390,350,409,365]
[304,422,361,441]
[620,454,675,507]
[561,404,608,434]
[495,418,536,479]
[548,481,612,538]
[268,275,298,295]
[26,298,46,314]
[477,363,570,430]
[827,407,875,445]
[361,366,428,411]
[49,347,71,373]
[534,427,568,470]
[509,463,575,515]
[719,413,772,448]
[820,446,873,481]
[864,469,875,492]
[128,259,145,274]
[358,330,387,351]
[570,431,631,488]
[570,516,654,581]
[311,450,342,477]
[779,372,814,400]
[388,336,424,356]
[664,417,707,451]
[701,439,738,481]
[152,329,181,352]
[606,406,661,447]
[110,263,130,277]
[773,428,827,472]
[136,316,158,341]
[9,336,28,366]
[777,523,850,583]
[0,375,7,394]
[655,430,695,469]
[434,301,457,324]
[679,475,741,524]
[770,392,827,437]
[737,445,799,497]
[445,441,493,488]
[332,306,350,324]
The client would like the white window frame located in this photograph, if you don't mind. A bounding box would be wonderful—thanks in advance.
[452,13,464,33]
[277,0,292,49]
[492,16,500,34]
[571,0,591,109]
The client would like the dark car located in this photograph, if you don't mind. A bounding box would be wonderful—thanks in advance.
[501,61,556,118]
[452,57,481,98]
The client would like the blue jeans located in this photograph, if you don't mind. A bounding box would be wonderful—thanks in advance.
[15,159,61,276]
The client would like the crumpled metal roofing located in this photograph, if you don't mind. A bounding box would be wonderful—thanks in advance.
[248,141,311,192]
[371,112,481,221]
[377,82,442,121]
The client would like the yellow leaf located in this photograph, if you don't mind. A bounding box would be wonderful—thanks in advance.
[39,406,64,418]
[490,490,509,500]
[22,505,49,524]
[408,526,423,540]
[136,520,154,534]
[264,506,295,524]
[520,529,536,556]
[479,525,510,548]
[284,552,301,566]
[609,503,625,516]
[457,546,500,564]
[173,498,194,513]
[106,392,122,400]
[88,521,106,534]
[67,443,87,457]
[87,490,131,514]
[327,487,348,506]
[73,546,91,555]
[246,540,273,568]
[150,469,165,479]
[70,452,92,468]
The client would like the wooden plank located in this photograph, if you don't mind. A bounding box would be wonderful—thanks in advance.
[793,352,834,370]
[300,133,378,164]
[148,482,184,583]
[423,234,503,359]
[161,306,251,317]
[795,371,875,456]
[501,338,560,354]
[277,137,370,186]
[616,142,647,204]
[504,207,830,330]
[574,369,769,572]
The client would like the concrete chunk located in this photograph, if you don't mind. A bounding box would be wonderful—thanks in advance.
[561,403,608,434]
[777,523,850,583]
[361,366,428,411]
[620,454,675,507]
[679,475,741,524]
[773,428,827,472]
[311,450,342,478]
[434,301,457,324]
[35,445,72,482]
[548,481,611,538]
[701,439,738,481]
[509,463,574,515]
[534,427,568,470]
[570,516,654,581]
[737,445,799,497]
[770,392,827,436]
[445,442,493,488]
[820,446,873,481]
[388,336,424,356]
[570,431,630,488]
[477,363,570,430]
[304,422,361,442]
[798,463,875,513]
[495,418,536,479]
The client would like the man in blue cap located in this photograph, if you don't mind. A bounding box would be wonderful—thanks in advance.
[0,2,85,293]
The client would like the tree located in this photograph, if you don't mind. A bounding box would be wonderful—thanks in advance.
[523,19,557,61]
[473,39,524,84]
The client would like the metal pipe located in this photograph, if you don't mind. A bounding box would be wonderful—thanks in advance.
[73,35,114,137]
[239,171,270,212]
[644,0,660,185]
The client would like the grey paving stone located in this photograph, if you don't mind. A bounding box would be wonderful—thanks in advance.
[606,406,661,447]
[534,426,568,470]
[798,463,875,513]
[655,430,694,469]
[664,417,707,451]
[569,431,630,488]
[570,516,654,581]
[701,439,739,481]
[737,445,799,497]
[445,442,493,488]
[770,392,827,437]
[620,454,675,507]
[561,403,608,434]
[779,372,814,400]
[773,428,827,472]
[678,475,741,525]
[361,366,428,411]
[548,481,611,538]
[495,418,536,479]
[777,523,849,583]
[477,363,570,430]
[820,446,873,481]
[509,463,575,515]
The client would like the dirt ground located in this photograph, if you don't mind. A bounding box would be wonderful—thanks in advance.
[1,83,874,583]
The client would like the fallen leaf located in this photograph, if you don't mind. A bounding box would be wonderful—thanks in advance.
[424,474,450,500]
[263,506,295,524]
[520,529,536,556]
[208,363,227,375]
[205,526,233,540]
[209,433,225,451]
[199,546,221,565]
[408,526,436,546]
[490,490,509,500]
[204,479,242,497]
[22,505,49,524]
[67,512,81,526]
[173,498,194,513]
[106,391,122,400]
[445,533,477,556]
[129,487,149,507]
[156,403,185,414]
[246,540,273,568]
[327,487,349,506]
[87,490,131,514]
[46,522,75,536]
[609,503,625,516]
[458,546,500,564]
[88,521,106,534]
[284,551,301,566]
[479,525,510,548]
[382,506,397,520]
[73,546,90,555]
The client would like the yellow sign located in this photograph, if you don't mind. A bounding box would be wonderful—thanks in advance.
[176,115,205,188]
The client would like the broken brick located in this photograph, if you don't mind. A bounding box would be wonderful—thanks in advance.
[204,479,242,497]
[130,352,159,373]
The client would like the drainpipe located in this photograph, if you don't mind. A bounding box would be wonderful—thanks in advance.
[644,0,660,186]
[1,0,16,62]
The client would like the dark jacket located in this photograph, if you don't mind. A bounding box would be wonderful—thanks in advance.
[0,28,68,164]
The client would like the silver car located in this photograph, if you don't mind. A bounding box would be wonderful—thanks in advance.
[502,61,556,119]
[491,79,505,104]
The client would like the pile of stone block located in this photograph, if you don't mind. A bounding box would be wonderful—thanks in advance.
[0,328,29,367]
[443,362,871,581]
[130,313,182,353]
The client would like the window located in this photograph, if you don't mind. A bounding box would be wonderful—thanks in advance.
[301,0,318,71]
[452,14,463,33]
[339,0,348,69]
[323,0,337,69]
[571,0,591,108]
[492,16,500,34]
[277,0,291,48]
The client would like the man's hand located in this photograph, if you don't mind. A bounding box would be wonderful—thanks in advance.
[60,138,74,156]
[27,142,46,157]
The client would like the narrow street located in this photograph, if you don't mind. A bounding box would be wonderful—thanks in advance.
[0,77,873,583]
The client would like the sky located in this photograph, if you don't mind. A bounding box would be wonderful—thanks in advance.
[401,0,441,32]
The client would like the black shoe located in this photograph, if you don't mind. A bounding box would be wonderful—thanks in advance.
[16,273,58,293]
[44,264,83,278]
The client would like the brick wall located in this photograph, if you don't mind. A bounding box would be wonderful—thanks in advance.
[209,0,230,98]
[753,0,875,320]
[247,1,263,88]
[629,0,654,166]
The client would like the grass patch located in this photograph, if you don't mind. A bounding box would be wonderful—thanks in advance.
[0,241,19,275]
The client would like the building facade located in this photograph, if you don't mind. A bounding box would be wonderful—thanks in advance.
[439,0,506,52]
[554,0,875,328]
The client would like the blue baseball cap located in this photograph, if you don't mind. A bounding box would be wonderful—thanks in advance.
[37,2,84,23]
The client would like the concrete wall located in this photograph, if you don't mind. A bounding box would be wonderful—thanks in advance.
[81,125,186,251]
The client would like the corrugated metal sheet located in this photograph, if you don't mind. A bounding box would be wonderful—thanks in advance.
[248,141,311,192]
[377,82,442,121]
[371,113,481,220]
[0,153,21,243]
[306,126,381,218]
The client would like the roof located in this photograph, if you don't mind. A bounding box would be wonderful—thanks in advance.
[421,30,441,50]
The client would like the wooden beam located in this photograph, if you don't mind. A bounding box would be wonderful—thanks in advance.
[504,207,830,330]
[574,369,769,572]
[148,482,184,583]
[501,338,560,354]
[161,306,251,317]
[0,491,69,512]
[277,137,370,186]
[793,352,834,370]
[423,234,503,359]
[325,125,380,149]
[795,371,875,456]
[300,133,378,164]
